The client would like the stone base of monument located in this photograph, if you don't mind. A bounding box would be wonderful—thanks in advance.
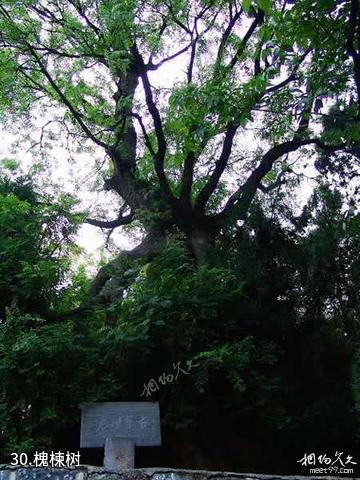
[104,437,135,470]
[0,466,354,480]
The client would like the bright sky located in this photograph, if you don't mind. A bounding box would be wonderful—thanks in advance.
[0,59,188,261]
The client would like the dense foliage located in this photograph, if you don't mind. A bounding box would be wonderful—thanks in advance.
[0,0,359,473]
[0,178,359,471]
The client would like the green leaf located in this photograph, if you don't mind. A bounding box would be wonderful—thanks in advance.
[257,0,272,14]
[243,0,252,12]
[1,158,18,171]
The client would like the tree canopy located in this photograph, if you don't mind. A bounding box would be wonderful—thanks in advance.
[0,0,358,270]
[0,0,360,472]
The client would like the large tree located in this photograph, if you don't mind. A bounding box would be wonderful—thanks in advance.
[0,0,359,307]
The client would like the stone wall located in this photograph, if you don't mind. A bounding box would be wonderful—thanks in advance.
[0,466,358,480]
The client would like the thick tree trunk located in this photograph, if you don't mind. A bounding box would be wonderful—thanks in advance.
[187,226,214,263]
[74,226,166,314]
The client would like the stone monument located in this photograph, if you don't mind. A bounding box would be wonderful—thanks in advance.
[80,402,161,469]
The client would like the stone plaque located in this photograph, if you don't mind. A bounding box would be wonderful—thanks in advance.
[80,402,161,448]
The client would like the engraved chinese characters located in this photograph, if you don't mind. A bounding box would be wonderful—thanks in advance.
[80,402,161,469]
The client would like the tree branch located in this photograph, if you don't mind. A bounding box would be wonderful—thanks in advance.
[180,151,196,210]
[135,49,176,203]
[217,138,347,224]
[216,6,243,65]
[131,113,157,158]
[265,48,311,94]
[228,10,264,69]
[85,212,133,229]
[148,42,193,70]
[293,80,315,138]
[195,123,238,213]
[66,0,101,36]
[29,48,110,149]
[164,1,192,34]
[187,34,197,83]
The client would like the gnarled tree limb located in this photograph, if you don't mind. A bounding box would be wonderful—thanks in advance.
[195,123,239,214]
[216,138,348,225]
[85,212,134,229]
